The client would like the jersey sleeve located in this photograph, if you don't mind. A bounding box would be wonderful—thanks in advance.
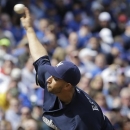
[33,55,51,88]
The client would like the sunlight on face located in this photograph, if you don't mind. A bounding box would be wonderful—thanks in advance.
[46,76,67,94]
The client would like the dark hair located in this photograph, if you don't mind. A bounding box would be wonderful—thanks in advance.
[17,126,25,130]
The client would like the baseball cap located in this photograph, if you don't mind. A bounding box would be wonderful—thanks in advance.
[79,48,97,58]
[45,61,81,86]
[99,28,114,44]
[0,38,10,47]
[80,18,91,26]
[4,54,18,64]
[99,12,111,21]
[11,68,22,80]
[91,1,103,11]
[118,14,127,23]
[41,37,50,45]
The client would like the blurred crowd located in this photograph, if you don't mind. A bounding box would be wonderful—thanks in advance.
[0,0,130,130]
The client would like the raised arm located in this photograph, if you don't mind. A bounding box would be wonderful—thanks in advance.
[20,7,48,62]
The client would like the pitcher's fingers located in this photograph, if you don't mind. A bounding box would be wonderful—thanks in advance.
[24,7,30,17]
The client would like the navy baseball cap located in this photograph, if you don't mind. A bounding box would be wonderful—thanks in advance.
[46,61,81,86]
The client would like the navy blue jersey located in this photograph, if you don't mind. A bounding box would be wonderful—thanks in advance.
[33,56,114,130]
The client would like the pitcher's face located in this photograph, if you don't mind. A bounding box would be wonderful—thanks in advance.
[46,76,67,94]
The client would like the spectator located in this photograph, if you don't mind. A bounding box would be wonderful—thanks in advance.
[90,53,106,77]
[68,50,87,75]
[77,18,92,48]
[93,92,109,113]
[20,106,32,122]
[0,55,15,93]
[122,20,130,51]
[21,57,35,95]
[89,75,104,98]
[120,87,130,118]
[78,74,91,93]
[79,48,97,72]
[5,97,21,130]
[0,119,12,130]
[66,31,78,50]
[106,84,121,109]
[36,18,49,40]
[87,36,103,53]
[20,118,39,130]
[99,28,114,54]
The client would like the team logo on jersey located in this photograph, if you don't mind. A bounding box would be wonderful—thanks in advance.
[42,116,59,130]
[85,96,99,111]
[56,62,63,67]
[92,104,99,111]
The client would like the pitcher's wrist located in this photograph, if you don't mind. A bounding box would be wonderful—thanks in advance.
[26,27,34,33]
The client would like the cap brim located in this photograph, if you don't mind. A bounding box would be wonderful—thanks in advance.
[45,65,62,79]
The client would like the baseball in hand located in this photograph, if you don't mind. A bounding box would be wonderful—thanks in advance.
[14,4,25,14]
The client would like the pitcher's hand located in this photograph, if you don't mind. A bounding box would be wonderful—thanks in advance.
[20,7,32,30]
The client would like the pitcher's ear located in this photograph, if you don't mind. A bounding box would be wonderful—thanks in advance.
[64,83,72,90]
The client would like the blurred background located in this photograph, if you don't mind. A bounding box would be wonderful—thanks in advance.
[0,0,130,130]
